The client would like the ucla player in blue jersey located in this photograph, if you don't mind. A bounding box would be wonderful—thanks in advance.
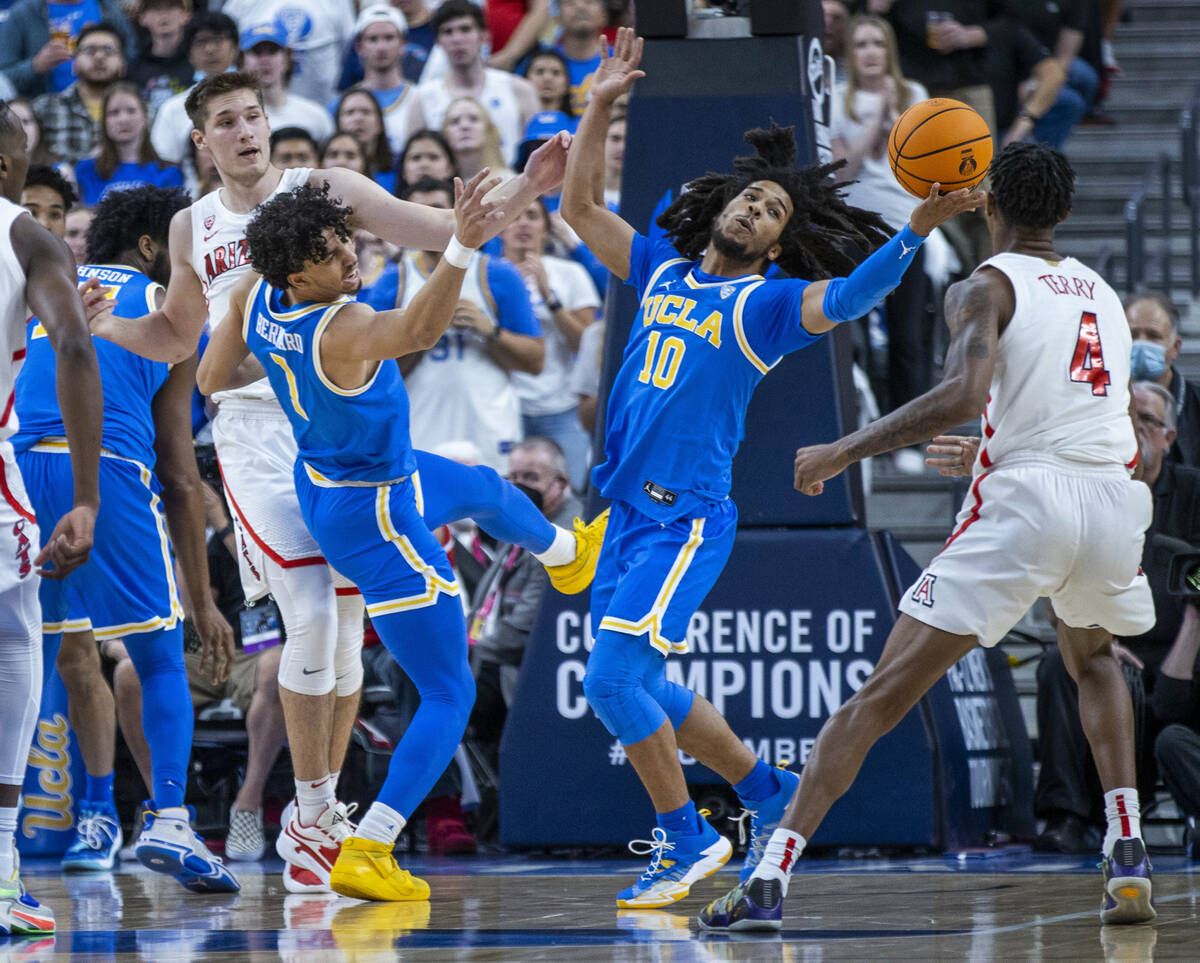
[197,170,556,901]
[13,186,239,892]
[561,29,984,909]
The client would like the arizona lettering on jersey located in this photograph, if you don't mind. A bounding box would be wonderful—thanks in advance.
[593,233,821,522]
[203,238,251,285]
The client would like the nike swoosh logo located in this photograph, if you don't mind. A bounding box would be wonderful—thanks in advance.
[204,231,219,243]
[301,667,321,675]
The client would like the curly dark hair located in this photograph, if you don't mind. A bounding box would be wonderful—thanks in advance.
[86,185,190,265]
[988,141,1074,230]
[246,183,354,290]
[655,123,892,279]
[23,164,77,212]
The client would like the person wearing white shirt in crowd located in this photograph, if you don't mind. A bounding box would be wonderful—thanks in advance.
[569,317,605,437]
[502,198,598,490]
[406,0,537,168]
[220,0,356,105]
[150,11,240,165]
[240,20,333,146]
[344,6,417,156]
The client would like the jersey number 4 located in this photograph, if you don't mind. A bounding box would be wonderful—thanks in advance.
[1069,311,1110,397]
[637,331,685,389]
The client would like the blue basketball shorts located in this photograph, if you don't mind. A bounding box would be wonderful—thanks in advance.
[17,446,183,640]
[294,461,461,616]
[589,496,738,655]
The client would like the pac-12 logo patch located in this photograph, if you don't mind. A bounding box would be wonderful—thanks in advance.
[720,283,735,300]
[204,215,215,231]
[910,572,936,607]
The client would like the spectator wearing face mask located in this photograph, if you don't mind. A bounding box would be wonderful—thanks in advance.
[1127,293,1200,467]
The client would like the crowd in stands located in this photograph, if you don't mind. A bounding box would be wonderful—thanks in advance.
[4,0,1197,861]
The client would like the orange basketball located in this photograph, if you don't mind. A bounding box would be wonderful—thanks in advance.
[887,98,992,198]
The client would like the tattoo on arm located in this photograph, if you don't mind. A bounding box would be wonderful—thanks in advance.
[839,275,998,462]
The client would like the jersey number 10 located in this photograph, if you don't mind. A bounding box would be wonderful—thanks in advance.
[637,331,685,390]
[1069,311,1110,397]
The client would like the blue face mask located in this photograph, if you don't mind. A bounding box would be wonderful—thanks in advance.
[1131,340,1167,381]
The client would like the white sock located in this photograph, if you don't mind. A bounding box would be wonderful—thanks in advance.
[295,775,336,825]
[750,828,806,896]
[355,802,406,845]
[0,806,17,879]
[330,771,341,795]
[534,526,576,567]
[1103,787,1142,856]
[156,806,189,821]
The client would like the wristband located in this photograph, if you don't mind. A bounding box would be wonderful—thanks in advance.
[443,235,476,269]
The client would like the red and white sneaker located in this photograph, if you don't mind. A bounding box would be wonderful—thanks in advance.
[276,799,357,888]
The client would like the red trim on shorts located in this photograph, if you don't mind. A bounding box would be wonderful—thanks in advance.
[939,471,989,555]
[335,586,360,596]
[0,457,36,524]
[979,396,995,469]
[12,348,26,362]
[216,456,325,569]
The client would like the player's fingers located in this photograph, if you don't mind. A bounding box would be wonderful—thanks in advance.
[632,36,644,67]
[462,166,492,195]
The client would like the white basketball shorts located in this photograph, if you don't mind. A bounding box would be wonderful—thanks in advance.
[0,441,41,639]
[211,401,323,602]
[899,458,1155,645]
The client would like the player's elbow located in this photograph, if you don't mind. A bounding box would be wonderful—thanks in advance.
[942,378,988,424]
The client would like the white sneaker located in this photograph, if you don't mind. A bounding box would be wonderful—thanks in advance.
[134,804,240,893]
[225,806,266,861]
[282,861,330,894]
[276,799,357,888]
[0,852,55,935]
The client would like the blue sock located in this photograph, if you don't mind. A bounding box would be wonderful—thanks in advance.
[84,771,115,808]
[123,625,192,809]
[656,800,701,837]
[733,760,780,803]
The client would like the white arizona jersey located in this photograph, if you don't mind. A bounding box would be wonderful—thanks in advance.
[190,166,311,405]
[416,69,525,167]
[0,198,34,441]
[975,253,1137,471]
[401,251,523,474]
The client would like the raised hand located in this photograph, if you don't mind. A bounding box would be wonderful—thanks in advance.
[590,26,645,106]
[451,166,505,249]
[524,130,572,194]
[908,183,986,236]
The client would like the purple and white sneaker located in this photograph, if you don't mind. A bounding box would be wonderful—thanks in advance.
[1101,837,1156,924]
[697,877,783,932]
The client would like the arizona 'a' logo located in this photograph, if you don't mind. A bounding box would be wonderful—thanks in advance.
[910,572,936,607]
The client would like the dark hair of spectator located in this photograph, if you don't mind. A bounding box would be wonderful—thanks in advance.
[433,0,486,35]
[656,123,891,279]
[185,70,265,130]
[76,22,126,57]
[401,175,454,204]
[1125,292,1180,332]
[270,126,319,156]
[394,129,458,196]
[523,49,574,116]
[86,185,190,264]
[246,183,354,290]
[988,141,1075,230]
[23,164,78,213]
[5,99,54,165]
[320,132,368,173]
[94,83,170,180]
[183,11,240,51]
[333,90,393,175]
[0,101,21,149]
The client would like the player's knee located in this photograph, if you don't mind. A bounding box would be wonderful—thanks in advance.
[583,661,642,738]
[333,630,364,696]
[55,634,101,689]
[647,676,694,730]
[255,646,282,700]
[277,640,335,696]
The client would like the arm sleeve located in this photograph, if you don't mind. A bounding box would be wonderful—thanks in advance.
[821,225,924,325]
[487,257,541,336]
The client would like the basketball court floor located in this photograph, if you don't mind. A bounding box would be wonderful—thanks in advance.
[8,850,1197,960]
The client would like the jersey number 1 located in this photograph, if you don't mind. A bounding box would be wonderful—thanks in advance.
[1069,311,1110,397]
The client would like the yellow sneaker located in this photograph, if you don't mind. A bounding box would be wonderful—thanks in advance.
[328,837,430,902]
[546,508,609,594]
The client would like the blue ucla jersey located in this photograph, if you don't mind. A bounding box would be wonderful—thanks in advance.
[594,233,819,521]
[243,278,416,484]
[13,265,169,467]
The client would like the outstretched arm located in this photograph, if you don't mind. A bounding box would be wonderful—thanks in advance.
[195,273,255,396]
[316,131,571,252]
[561,27,643,280]
[16,217,102,578]
[792,268,1010,495]
[84,208,208,364]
